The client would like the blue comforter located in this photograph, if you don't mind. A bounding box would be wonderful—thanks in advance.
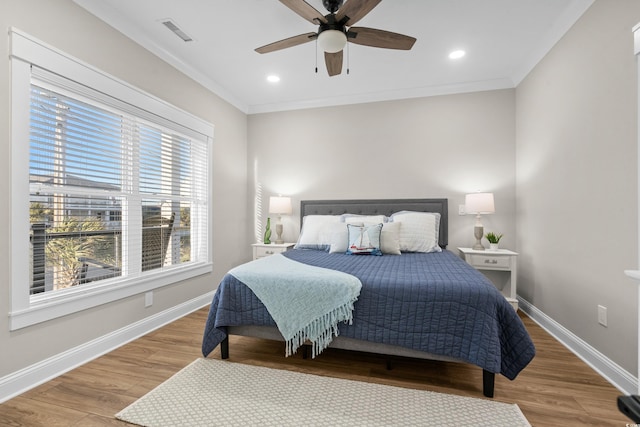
[202,249,535,380]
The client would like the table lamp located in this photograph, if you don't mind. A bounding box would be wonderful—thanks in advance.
[465,192,495,250]
[269,196,292,244]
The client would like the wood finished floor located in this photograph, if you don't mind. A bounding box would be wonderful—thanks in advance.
[0,307,630,426]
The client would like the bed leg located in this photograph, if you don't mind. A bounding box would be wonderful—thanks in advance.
[302,345,309,359]
[482,370,495,398]
[221,337,229,359]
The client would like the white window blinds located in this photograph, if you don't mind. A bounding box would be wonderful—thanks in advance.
[29,71,209,294]
[10,29,212,330]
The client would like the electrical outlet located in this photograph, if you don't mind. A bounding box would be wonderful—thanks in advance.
[458,204,466,215]
[145,291,153,307]
[597,305,607,327]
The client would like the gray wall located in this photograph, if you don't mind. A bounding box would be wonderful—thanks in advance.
[0,0,248,377]
[516,0,640,374]
[247,89,517,256]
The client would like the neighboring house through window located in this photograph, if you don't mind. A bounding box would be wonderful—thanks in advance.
[10,29,213,330]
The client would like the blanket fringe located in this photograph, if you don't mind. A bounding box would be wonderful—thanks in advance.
[285,298,357,358]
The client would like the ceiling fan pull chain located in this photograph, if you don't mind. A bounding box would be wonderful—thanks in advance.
[346,41,350,75]
[315,39,318,73]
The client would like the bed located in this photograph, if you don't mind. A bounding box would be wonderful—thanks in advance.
[202,198,535,397]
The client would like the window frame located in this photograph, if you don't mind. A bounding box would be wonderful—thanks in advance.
[9,29,213,330]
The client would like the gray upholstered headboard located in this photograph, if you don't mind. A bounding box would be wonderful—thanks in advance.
[300,198,448,248]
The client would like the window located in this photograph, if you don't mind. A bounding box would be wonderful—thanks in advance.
[10,30,213,329]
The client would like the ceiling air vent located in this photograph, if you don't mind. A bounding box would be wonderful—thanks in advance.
[161,19,193,42]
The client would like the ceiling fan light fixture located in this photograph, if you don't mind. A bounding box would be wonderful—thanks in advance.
[318,30,347,53]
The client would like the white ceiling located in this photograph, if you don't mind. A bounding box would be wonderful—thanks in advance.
[73,0,593,114]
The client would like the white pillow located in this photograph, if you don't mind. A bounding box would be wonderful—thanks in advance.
[380,222,401,255]
[295,215,342,250]
[328,222,360,253]
[390,211,441,253]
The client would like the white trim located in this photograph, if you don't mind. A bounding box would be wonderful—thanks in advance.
[518,297,637,395]
[247,78,514,115]
[10,264,212,330]
[10,28,214,137]
[10,51,32,315]
[633,21,640,395]
[0,291,214,404]
[634,22,640,55]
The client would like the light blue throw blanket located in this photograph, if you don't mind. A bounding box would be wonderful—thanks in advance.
[229,253,362,358]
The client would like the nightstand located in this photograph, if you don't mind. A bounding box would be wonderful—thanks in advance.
[458,247,519,310]
[252,243,295,260]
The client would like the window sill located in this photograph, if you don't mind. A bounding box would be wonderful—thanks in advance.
[9,262,212,331]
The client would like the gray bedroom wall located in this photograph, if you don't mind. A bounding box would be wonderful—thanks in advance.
[516,0,640,375]
[247,89,516,255]
[0,0,248,377]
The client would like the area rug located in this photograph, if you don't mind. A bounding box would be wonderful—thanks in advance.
[116,358,530,427]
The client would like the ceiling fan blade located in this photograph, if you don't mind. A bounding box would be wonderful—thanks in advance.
[324,50,343,76]
[348,27,416,50]
[255,32,317,54]
[279,0,327,24]
[336,0,381,26]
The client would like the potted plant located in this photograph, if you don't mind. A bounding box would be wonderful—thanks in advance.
[485,232,503,250]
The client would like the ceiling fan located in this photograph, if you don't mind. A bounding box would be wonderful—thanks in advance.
[255,0,417,77]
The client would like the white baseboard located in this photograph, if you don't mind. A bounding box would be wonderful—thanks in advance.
[0,291,214,404]
[518,297,637,395]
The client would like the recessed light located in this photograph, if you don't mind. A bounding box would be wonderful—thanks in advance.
[267,75,280,83]
[449,50,466,60]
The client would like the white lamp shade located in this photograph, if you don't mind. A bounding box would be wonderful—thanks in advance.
[465,193,495,214]
[269,196,292,215]
[318,30,347,53]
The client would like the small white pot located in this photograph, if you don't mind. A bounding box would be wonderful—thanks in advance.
[489,243,499,251]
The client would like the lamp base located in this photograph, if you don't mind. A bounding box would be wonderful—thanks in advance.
[275,223,284,244]
[473,225,485,250]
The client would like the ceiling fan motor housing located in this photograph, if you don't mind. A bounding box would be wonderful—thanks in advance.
[318,14,346,35]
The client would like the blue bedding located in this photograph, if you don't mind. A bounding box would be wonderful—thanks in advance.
[202,249,535,380]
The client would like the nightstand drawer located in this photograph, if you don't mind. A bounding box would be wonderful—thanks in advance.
[255,246,286,258]
[252,243,295,260]
[468,254,511,269]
